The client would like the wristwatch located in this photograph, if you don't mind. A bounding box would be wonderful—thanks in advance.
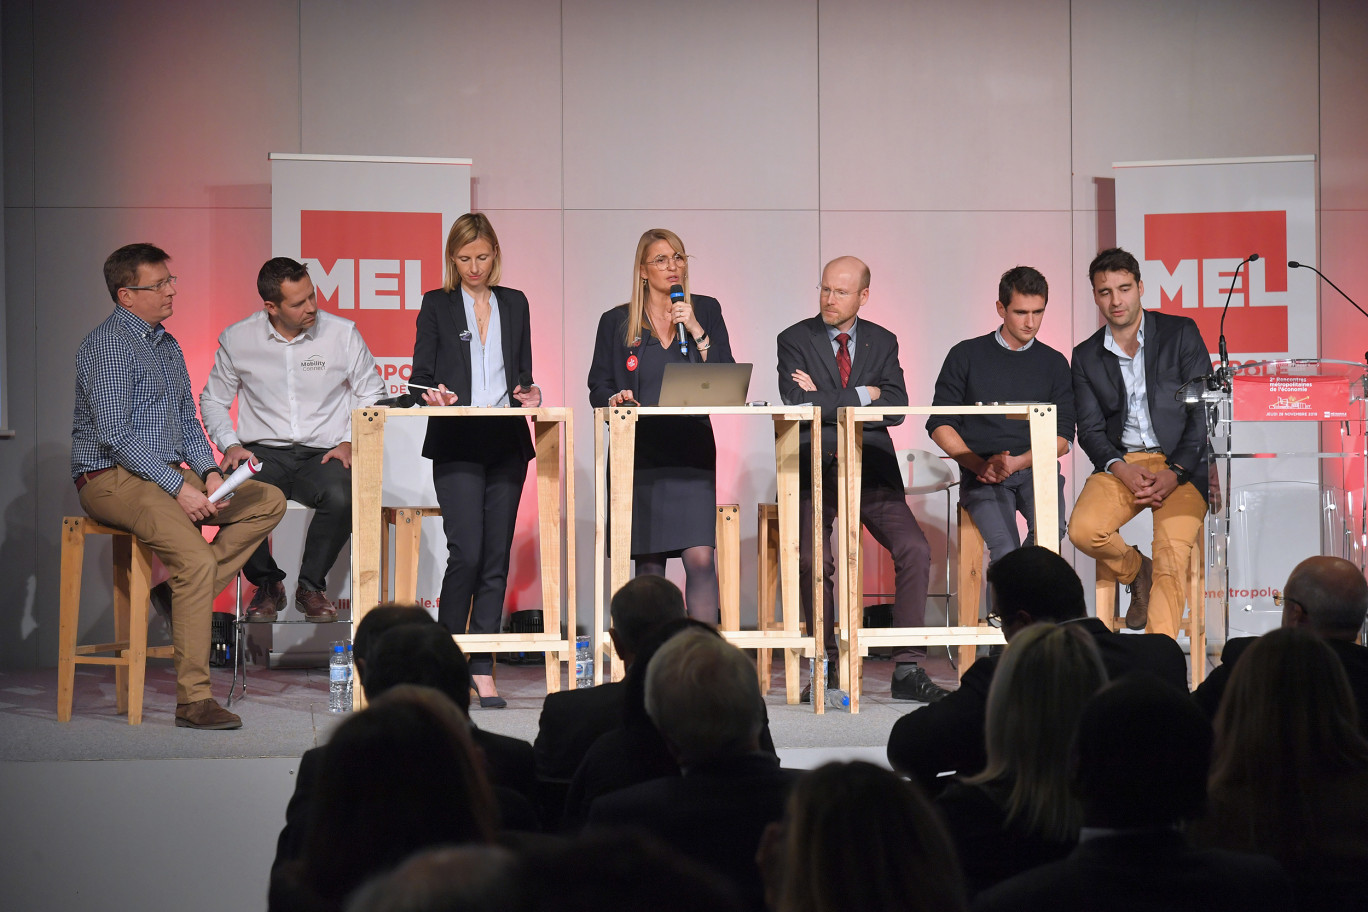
[1167,462,1192,485]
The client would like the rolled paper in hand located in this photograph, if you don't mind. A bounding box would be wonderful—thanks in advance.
[208,458,262,504]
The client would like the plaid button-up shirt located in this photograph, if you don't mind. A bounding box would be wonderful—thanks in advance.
[71,306,219,495]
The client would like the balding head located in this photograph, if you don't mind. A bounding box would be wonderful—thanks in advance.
[1282,556,1368,640]
[822,256,870,292]
[818,256,871,332]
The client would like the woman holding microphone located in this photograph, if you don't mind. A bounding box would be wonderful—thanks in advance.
[410,212,539,708]
[587,228,734,622]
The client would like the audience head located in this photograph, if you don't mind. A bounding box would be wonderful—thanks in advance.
[344,845,517,912]
[644,627,763,766]
[293,685,496,906]
[764,761,966,912]
[970,623,1107,841]
[986,546,1087,637]
[1073,676,1212,829]
[365,622,472,712]
[1280,556,1368,640]
[103,242,171,305]
[609,574,688,666]
[352,603,436,684]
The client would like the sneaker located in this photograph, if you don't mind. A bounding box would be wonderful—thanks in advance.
[149,582,174,633]
[295,586,339,623]
[175,698,242,730]
[246,579,285,623]
[1125,547,1154,631]
[891,663,951,703]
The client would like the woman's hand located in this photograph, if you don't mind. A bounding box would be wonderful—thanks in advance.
[421,384,460,406]
[512,384,542,408]
[670,295,703,339]
[608,389,637,407]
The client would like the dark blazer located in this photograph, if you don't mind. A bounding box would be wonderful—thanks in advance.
[1071,309,1212,501]
[775,315,908,491]
[533,680,627,780]
[586,295,734,407]
[972,830,1293,912]
[410,285,534,462]
[887,617,1188,794]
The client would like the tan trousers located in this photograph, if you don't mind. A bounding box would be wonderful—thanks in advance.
[1067,452,1206,638]
[78,466,286,704]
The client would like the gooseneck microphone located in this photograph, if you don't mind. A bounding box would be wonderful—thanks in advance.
[1218,253,1259,380]
[1290,260,1368,366]
[669,284,689,356]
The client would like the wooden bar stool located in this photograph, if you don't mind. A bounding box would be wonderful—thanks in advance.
[380,506,440,603]
[1094,536,1207,689]
[57,516,174,724]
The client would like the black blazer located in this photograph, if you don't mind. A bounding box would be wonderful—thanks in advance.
[586,294,735,407]
[410,285,535,462]
[776,315,908,492]
[533,680,627,780]
[1071,310,1211,501]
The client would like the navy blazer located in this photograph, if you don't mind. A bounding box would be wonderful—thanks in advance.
[410,285,535,462]
[776,315,908,492]
[586,294,735,407]
[1071,310,1212,501]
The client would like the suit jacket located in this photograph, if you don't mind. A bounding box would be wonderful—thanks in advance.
[533,680,627,780]
[410,285,535,462]
[775,315,908,491]
[1193,635,1368,733]
[586,295,734,407]
[1071,309,1211,501]
[972,830,1292,912]
[887,617,1188,794]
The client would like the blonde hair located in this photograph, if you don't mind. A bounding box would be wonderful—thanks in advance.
[967,623,1107,841]
[442,212,501,293]
[625,228,691,346]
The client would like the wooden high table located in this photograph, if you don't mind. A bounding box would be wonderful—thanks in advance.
[350,406,577,707]
[836,403,1061,712]
[593,405,828,711]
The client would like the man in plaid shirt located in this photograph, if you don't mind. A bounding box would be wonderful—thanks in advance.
[71,243,285,730]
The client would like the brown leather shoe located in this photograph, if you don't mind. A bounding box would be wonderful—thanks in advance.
[1125,547,1154,630]
[175,698,242,730]
[296,586,338,623]
[246,580,285,622]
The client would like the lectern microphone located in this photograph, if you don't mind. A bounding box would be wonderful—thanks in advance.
[1217,254,1259,378]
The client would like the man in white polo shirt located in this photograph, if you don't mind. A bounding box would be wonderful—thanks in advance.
[200,257,385,622]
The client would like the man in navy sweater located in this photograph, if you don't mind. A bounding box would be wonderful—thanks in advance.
[927,266,1074,564]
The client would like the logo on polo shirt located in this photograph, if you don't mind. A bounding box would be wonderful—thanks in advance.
[300,355,326,372]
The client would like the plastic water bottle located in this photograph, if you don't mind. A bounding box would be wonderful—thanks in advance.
[329,640,351,713]
[575,635,593,689]
[344,642,354,707]
[811,656,850,709]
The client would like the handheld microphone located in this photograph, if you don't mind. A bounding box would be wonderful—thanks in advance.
[208,458,262,504]
[1217,253,1259,379]
[669,284,689,356]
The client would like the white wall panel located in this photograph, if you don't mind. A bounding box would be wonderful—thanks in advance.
[818,0,1072,212]
[1322,0,1368,210]
[300,0,564,211]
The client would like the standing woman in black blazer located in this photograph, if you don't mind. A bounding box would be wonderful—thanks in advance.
[410,213,540,708]
[587,228,734,622]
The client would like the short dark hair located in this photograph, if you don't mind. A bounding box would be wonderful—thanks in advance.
[363,622,472,712]
[257,256,311,304]
[353,604,435,684]
[1087,247,1142,287]
[103,243,169,303]
[997,266,1049,307]
[986,546,1086,624]
[610,575,688,657]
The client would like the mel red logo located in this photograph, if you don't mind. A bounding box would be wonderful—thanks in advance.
[300,210,443,360]
[1142,211,1289,355]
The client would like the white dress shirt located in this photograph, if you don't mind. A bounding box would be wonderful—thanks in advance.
[1102,322,1161,467]
[462,288,509,408]
[200,309,385,451]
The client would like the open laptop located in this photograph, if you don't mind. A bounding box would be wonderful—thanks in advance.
[656,362,753,407]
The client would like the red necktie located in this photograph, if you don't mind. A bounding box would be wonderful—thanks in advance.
[836,332,851,388]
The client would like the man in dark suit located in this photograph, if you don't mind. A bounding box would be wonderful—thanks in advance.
[973,677,1292,912]
[776,256,941,703]
[1067,247,1212,637]
[1194,555,1368,727]
[587,629,800,912]
[534,574,687,780]
[887,546,1186,794]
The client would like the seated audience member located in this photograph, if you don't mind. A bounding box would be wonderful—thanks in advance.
[888,546,1185,793]
[1193,555,1368,731]
[1191,627,1368,909]
[344,845,518,912]
[936,623,1107,895]
[269,685,497,912]
[759,761,967,912]
[535,574,687,780]
[587,628,799,911]
[973,678,1292,912]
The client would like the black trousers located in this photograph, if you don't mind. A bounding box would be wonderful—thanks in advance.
[431,426,529,676]
[241,443,352,593]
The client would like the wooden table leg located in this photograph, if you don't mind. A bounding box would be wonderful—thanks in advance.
[606,407,638,683]
[351,407,387,710]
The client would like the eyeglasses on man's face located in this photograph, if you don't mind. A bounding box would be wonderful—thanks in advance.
[124,275,178,293]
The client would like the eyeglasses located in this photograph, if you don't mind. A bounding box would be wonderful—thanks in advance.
[1272,592,1298,609]
[818,285,855,300]
[124,275,178,293]
[985,608,1003,629]
[645,253,689,270]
